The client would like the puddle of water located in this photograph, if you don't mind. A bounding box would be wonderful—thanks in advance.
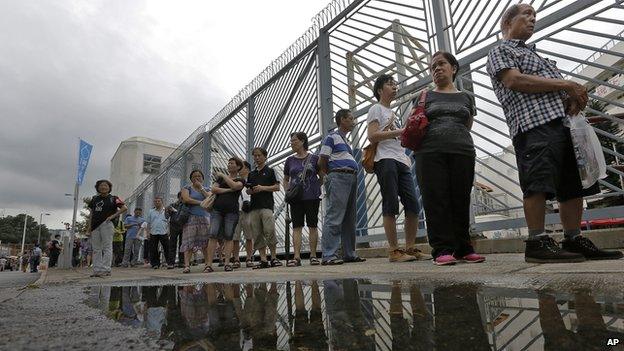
[86,279,624,350]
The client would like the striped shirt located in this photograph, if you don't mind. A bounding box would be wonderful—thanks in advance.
[486,39,567,139]
[319,130,358,171]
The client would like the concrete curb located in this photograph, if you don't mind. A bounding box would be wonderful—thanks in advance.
[357,228,624,258]
[32,269,48,287]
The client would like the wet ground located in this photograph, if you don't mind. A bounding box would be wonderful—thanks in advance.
[82,279,624,351]
[2,255,624,350]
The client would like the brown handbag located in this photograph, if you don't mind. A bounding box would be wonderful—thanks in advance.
[362,110,397,174]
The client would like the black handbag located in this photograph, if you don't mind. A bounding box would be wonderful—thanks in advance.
[284,155,311,204]
[170,204,190,227]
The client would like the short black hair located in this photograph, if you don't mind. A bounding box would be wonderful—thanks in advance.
[290,132,309,151]
[134,207,143,212]
[373,74,395,101]
[334,109,351,126]
[54,234,61,239]
[189,169,204,180]
[228,157,244,171]
[177,191,182,199]
[94,179,113,193]
[242,161,252,170]
[431,51,460,81]
[252,147,268,158]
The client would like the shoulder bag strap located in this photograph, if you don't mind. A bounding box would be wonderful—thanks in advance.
[299,154,312,184]
[418,89,428,107]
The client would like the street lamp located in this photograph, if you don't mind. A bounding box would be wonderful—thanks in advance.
[38,212,50,245]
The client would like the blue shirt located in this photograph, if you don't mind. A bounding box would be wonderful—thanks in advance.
[146,208,168,235]
[186,186,209,217]
[319,130,359,171]
[124,215,145,239]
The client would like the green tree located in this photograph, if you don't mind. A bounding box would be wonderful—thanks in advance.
[0,214,48,244]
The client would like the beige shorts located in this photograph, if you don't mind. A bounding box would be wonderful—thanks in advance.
[249,209,276,250]
[233,211,253,241]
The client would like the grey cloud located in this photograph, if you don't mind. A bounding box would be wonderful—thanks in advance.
[0,1,224,216]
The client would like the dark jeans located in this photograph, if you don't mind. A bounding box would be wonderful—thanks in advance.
[167,227,184,266]
[30,256,40,272]
[49,250,60,268]
[415,153,475,258]
[149,235,169,267]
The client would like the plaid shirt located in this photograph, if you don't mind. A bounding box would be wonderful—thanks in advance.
[486,39,567,139]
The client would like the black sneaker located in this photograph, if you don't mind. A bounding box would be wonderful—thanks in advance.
[562,236,624,260]
[524,236,585,263]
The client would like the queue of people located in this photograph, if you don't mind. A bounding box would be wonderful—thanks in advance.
[75,4,621,279]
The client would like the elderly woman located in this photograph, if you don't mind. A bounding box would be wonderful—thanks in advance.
[180,170,213,273]
[414,51,485,266]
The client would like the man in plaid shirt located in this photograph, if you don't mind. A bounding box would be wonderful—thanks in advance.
[487,4,622,263]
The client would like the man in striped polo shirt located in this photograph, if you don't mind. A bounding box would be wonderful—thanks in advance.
[318,109,366,265]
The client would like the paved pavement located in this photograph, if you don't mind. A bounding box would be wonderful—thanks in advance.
[2,253,623,351]
[41,253,624,296]
[0,271,39,289]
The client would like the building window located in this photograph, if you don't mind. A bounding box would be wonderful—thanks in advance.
[143,154,161,174]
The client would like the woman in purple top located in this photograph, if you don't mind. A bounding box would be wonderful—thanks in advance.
[283,132,323,267]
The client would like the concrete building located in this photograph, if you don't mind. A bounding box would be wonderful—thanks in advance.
[110,137,178,201]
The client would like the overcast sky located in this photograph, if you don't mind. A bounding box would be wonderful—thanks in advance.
[0,0,329,229]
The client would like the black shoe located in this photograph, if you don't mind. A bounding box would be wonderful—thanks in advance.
[524,236,585,263]
[562,236,624,260]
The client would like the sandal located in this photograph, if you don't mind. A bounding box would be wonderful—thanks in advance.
[245,260,254,268]
[253,261,270,269]
[321,258,344,266]
[286,258,301,267]
[232,260,241,269]
[182,267,191,274]
[344,256,367,263]
[203,265,214,273]
[309,257,320,266]
[224,264,233,272]
[270,258,282,267]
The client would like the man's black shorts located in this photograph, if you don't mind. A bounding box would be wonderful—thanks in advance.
[512,118,600,202]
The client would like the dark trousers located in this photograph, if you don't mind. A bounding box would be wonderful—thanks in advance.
[167,227,184,266]
[112,242,124,266]
[30,256,40,272]
[49,250,60,267]
[149,235,169,267]
[143,239,150,262]
[415,153,475,258]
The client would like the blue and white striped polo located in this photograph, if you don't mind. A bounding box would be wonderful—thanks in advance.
[319,130,359,171]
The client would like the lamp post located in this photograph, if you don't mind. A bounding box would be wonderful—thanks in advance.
[38,212,50,245]
[19,215,28,272]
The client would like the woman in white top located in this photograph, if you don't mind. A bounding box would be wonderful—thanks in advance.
[367,74,429,263]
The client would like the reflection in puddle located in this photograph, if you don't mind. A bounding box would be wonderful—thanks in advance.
[86,280,624,350]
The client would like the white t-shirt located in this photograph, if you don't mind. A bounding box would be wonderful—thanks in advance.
[367,103,411,167]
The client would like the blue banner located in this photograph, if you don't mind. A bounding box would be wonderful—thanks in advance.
[76,139,93,185]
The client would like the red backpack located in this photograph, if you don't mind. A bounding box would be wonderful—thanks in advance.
[400,90,429,151]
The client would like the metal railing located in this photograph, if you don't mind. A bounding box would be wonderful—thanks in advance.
[124,0,624,253]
